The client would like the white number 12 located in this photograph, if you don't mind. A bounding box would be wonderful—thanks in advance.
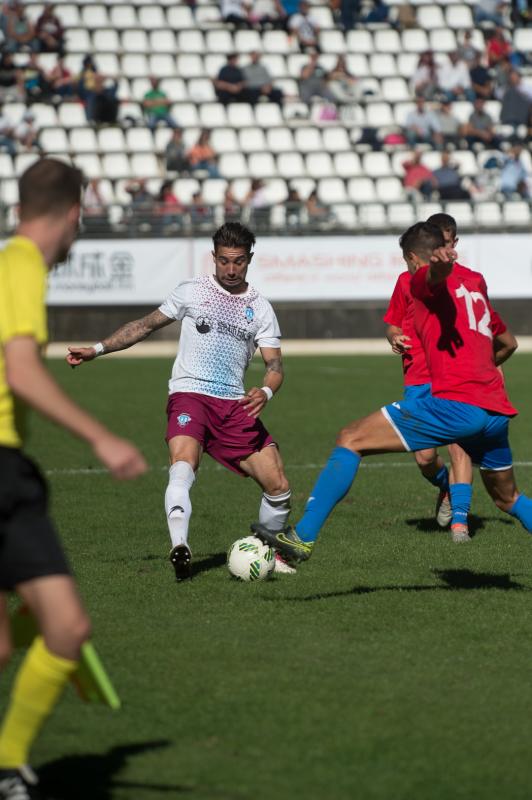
[455,284,492,339]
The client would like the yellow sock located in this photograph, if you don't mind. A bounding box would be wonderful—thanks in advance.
[0,637,77,768]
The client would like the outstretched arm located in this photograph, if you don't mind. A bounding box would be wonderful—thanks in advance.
[66,308,174,366]
[427,246,457,286]
[7,337,147,479]
[239,347,283,418]
[494,329,518,366]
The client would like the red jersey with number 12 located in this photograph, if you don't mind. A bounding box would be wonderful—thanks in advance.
[410,263,517,416]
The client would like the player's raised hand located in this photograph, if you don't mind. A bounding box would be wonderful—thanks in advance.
[92,433,148,480]
[66,345,98,367]
[430,246,456,268]
[390,334,411,355]
[239,387,269,418]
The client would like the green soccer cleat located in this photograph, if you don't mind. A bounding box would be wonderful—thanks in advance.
[250,523,313,563]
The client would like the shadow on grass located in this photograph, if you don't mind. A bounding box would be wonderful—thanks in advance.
[39,740,192,798]
[405,513,512,536]
[271,568,528,602]
[192,552,226,577]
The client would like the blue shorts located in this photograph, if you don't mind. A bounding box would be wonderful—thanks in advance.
[382,395,513,471]
[403,383,431,402]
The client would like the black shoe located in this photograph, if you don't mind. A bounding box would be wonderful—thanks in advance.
[0,766,42,799]
[251,523,313,563]
[169,544,192,581]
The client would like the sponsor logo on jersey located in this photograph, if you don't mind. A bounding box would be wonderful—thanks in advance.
[177,413,191,427]
[216,319,253,342]
[195,315,212,334]
[245,306,254,323]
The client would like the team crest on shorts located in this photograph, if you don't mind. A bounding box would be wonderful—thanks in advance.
[244,306,254,323]
[177,413,191,427]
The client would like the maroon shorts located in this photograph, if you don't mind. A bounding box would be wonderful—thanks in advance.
[165,391,275,476]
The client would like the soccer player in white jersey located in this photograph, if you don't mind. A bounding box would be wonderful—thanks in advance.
[67,223,294,580]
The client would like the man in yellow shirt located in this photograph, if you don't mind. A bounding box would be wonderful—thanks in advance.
[0,159,147,800]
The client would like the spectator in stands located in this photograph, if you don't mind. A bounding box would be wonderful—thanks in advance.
[469,52,494,99]
[125,179,154,229]
[361,0,390,23]
[189,190,214,227]
[83,178,109,232]
[402,151,437,199]
[3,1,37,53]
[91,74,119,124]
[249,0,288,29]
[289,1,320,53]
[156,179,184,231]
[512,0,531,25]
[464,96,501,147]
[15,110,41,152]
[245,178,270,230]
[299,53,336,105]
[279,0,299,20]
[305,188,332,226]
[185,0,197,18]
[35,3,64,54]
[243,51,284,106]
[165,128,190,174]
[0,53,24,102]
[0,103,17,156]
[220,0,251,27]
[78,55,99,120]
[457,30,480,65]
[437,51,475,102]
[22,54,52,103]
[486,27,513,68]
[500,144,529,198]
[411,51,438,101]
[285,187,303,230]
[433,100,463,149]
[223,184,241,222]
[404,97,443,148]
[500,69,532,129]
[473,0,506,26]
[187,130,221,178]
[48,55,74,97]
[214,53,258,105]
[142,77,177,130]
[433,152,471,200]
[328,55,360,103]
[338,0,361,30]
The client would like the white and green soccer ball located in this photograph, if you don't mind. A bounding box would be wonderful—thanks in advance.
[227,536,275,582]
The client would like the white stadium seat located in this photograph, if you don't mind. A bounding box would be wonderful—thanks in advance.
[388,203,416,227]
[138,5,166,28]
[277,152,307,178]
[70,127,98,153]
[131,153,160,178]
[503,202,531,227]
[227,104,255,128]
[294,127,323,153]
[122,30,148,53]
[359,203,387,228]
[239,128,267,154]
[417,5,446,28]
[255,104,283,128]
[98,128,126,153]
[248,152,277,178]
[334,151,362,177]
[101,153,130,179]
[211,128,239,154]
[218,153,248,179]
[126,128,155,153]
[199,103,227,128]
[267,128,295,153]
[306,152,335,178]
[348,178,377,203]
[317,178,347,204]
[475,203,502,227]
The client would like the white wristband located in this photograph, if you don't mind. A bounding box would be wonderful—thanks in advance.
[261,386,273,401]
[92,342,105,356]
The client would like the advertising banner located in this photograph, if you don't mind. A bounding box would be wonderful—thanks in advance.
[42,234,532,305]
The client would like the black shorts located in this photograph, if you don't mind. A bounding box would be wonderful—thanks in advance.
[0,447,71,591]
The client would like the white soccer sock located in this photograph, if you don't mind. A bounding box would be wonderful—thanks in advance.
[165,461,195,549]
[258,489,291,532]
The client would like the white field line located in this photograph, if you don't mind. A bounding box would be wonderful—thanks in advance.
[45,461,532,476]
[47,338,532,358]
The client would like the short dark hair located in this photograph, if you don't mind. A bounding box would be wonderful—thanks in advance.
[212,222,256,256]
[399,222,445,260]
[426,212,457,239]
[18,158,83,221]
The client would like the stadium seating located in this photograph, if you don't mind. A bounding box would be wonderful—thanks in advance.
[0,0,531,233]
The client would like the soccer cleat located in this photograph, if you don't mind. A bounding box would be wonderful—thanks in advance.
[169,544,192,581]
[250,523,313,563]
[273,552,297,575]
[0,766,42,800]
[436,490,452,528]
[451,524,471,543]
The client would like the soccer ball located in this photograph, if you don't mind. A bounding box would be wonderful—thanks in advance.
[227,536,275,582]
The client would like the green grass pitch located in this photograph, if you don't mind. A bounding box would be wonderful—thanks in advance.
[4,354,532,800]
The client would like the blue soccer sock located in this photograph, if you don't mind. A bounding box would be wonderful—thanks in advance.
[508,494,532,533]
[295,447,361,543]
[450,483,472,527]
[424,464,449,493]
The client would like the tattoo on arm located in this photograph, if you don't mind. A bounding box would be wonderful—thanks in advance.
[102,309,173,353]
[265,356,283,376]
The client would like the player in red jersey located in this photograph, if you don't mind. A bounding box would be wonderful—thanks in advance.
[254,222,532,563]
[384,213,517,542]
